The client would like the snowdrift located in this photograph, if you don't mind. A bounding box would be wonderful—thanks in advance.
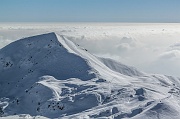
[0,33,180,119]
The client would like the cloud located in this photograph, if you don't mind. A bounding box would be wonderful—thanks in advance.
[0,36,13,49]
[158,42,180,60]
[169,43,180,51]
[69,36,140,56]
[1,23,180,77]
[116,43,131,51]
[159,50,180,59]
[170,43,180,47]
[120,37,137,46]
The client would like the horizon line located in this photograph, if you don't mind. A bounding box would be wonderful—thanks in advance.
[0,21,180,24]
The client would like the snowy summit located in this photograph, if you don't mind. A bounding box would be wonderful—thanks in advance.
[0,33,180,119]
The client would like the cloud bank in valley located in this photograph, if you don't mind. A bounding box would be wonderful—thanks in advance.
[0,23,180,77]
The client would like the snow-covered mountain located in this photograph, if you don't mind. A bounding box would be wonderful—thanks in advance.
[0,33,180,119]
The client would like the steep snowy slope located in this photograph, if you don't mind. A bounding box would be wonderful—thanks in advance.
[99,57,145,77]
[0,33,180,119]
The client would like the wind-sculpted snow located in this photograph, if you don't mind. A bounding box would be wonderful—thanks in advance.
[0,33,180,119]
[99,57,145,77]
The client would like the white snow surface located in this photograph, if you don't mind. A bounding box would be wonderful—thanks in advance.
[0,32,180,119]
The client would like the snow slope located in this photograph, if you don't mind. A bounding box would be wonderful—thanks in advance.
[0,33,180,119]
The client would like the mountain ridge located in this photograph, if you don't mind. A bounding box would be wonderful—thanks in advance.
[0,32,180,119]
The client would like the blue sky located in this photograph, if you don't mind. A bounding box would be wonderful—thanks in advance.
[0,0,180,22]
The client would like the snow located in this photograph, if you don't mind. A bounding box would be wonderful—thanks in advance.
[1,23,180,77]
[0,32,180,119]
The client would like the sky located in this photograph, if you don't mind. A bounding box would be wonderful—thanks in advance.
[0,0,180,22]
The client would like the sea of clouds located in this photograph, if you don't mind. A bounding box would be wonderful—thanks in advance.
[0,23,180,77]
